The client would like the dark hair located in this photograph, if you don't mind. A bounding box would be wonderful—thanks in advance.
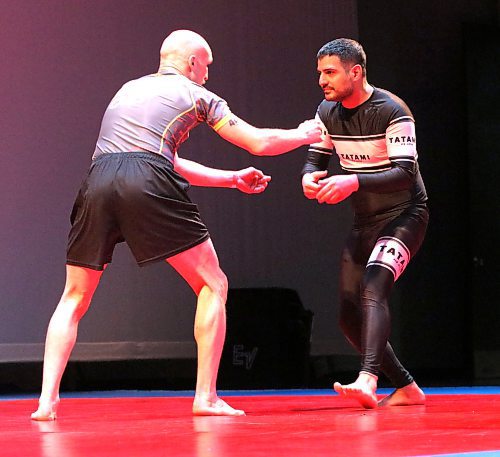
[317,38,366,76]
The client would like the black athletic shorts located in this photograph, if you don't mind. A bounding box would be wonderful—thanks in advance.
[67,152,210,270]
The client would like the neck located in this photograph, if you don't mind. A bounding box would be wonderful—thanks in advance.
[158,63,183,75]
[342,81,373,109]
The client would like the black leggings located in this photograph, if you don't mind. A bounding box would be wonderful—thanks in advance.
[339,205,428,388]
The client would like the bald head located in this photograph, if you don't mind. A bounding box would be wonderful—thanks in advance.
[159,30,213,84]
[160,30,210,61]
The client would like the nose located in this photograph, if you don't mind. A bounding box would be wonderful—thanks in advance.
[318,73,327,87]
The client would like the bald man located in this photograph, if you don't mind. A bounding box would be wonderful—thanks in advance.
[31,30,322,420]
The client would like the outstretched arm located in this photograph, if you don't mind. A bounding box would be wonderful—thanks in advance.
[174,155,271,194]
[216,116,323,156]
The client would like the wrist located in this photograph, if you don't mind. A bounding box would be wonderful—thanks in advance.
[297,128,309,144]
[231,173,238,189]
[351,174,360,191]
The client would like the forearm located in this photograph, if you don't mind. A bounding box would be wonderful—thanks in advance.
[250,128,311,156]
[174,157,235,188]
[356,165,414,193]
[216,116,322,157]
[302,148,332,175]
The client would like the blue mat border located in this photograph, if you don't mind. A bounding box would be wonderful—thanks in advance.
[416,452,500,457]
[2,386,499,401]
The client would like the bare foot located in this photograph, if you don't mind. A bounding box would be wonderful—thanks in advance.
[31,397,60,421]
[333,372,378,409]
[378,381,425,407]
[192,397,245,416]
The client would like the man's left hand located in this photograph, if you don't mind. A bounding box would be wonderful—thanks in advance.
[316,174,359,204]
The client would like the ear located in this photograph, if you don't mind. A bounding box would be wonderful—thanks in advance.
[351,64,363,80]
[188,55,196,67]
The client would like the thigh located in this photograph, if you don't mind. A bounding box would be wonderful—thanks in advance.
[382,205,429,256]
[58,265,104,317]
[62,264,103,295]
[367,205,429,281]
[340,233,366,299]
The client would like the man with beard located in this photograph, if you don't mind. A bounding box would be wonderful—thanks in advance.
[302,38,428,408]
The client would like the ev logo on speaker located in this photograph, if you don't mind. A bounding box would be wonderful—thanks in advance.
[232,345,258,370]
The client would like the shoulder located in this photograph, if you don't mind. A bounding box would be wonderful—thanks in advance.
[317,99,340,121]
[186,79,228,106]
[371,87,414,122]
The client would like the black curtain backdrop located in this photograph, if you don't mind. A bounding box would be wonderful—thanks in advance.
[0,0,358,361]
[357,0,499,380]
[2,0,497,383]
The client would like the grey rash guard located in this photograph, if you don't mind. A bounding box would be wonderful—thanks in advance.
[93,72,232,163]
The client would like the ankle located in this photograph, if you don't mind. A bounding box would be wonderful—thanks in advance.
[194,393,217,403]
[359,371,378,388]
[39,396,60,407]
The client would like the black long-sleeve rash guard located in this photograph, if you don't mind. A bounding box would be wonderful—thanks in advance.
[302,87,427,223]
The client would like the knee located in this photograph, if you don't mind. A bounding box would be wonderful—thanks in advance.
[338,298,361,344]
[339,291,360,323]
[194,270,228,338]
[360,267,394,305]
[197,268,228,303]
[360,286,381,307]
[212,269,228,303]
[360,272,390,307]
[59,287,93,319]
[359,279,390,326]
[338,302,352,331]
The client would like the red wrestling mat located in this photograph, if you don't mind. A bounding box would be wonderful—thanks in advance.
[1,393,500,457]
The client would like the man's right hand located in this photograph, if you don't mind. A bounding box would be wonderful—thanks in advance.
[233,167,271,194]
[297,119,324,144]
[302,170,328,199]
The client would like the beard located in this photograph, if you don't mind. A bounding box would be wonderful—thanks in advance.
[324,85,354,102]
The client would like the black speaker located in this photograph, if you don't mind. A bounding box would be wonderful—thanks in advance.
[219,288,313,389]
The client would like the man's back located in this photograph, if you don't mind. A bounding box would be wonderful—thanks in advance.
[93,73,230,162]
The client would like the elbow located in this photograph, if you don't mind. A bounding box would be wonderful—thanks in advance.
[246,141,269,156]
[393,176,415,193]
[386,172,414,192]
[245,130,274,156]
[400,169,417,189]
[391,165,416,191]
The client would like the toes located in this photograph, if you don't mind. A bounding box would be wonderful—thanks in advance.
[31,411,57,421]
[333,382,345,395]
[193,398,245,417]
